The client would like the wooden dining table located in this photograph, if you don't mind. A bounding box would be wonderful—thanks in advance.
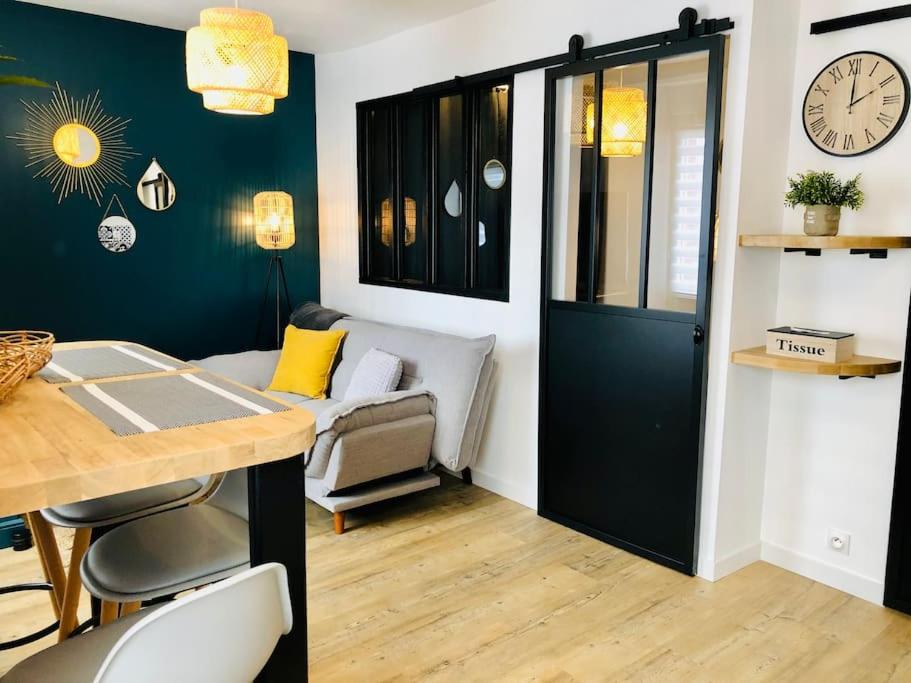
[0,341,315,681]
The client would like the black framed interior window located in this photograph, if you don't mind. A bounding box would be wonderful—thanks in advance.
[357,77,513,301]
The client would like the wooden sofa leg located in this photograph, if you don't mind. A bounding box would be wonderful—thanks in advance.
[462,468,473,486]
[333,512,345,535]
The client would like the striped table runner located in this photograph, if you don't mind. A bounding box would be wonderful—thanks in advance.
[62,372,289,436]
[39,344,191,383]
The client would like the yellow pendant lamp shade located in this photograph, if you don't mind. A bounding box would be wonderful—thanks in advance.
[186,7,289,115]
[254,191,295,250]
[584,87,647,157]
[379,197,417,247]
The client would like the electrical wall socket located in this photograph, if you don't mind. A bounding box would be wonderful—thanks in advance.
[827,528,851,555]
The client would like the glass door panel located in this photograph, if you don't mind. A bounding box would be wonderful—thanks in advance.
[365,105,395,279]
[594,62,648,307]
[401,98,429,282]
[475,84,511,292]
[549,50,713,315]
[551,72,593,302]
[437,93,466,288]
[644,52,709,313]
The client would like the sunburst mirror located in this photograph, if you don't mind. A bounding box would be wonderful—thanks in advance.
[8,83,139,205]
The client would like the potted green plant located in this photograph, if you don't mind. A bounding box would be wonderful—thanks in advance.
[784,171,864,237]
[0,47,48,88]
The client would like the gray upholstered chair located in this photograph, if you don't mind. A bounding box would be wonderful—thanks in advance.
[79,470,249,619]
[1,563,291,683]
[38,477,216,638]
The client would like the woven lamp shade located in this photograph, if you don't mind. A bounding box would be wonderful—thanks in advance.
[186,7,288,115]
[379,197,417,247]
[254,191,295,250]
[583,86,647,157]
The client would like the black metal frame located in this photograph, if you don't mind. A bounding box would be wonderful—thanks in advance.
[537,24,727,575]
[811,4,911,34]
[0,583,59,651]
[248,456,308,680]
[254,254,293,350]
[885,290,911,613]
[356,76,514,302]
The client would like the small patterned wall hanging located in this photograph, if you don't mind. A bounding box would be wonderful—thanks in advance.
[97,194,136,253]
[8,83,139,205]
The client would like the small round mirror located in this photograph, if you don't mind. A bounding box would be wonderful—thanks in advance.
[53,123,100,168]
[137,158,177,211]
[482,159,507,190]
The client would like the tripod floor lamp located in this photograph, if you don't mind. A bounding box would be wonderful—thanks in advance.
[254,191,294,349]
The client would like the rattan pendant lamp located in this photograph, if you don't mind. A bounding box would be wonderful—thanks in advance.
[582,71,647,157]
[186,2,289,115]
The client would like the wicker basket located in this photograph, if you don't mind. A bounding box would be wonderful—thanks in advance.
[0,347,30,404]
[0,330,54,376]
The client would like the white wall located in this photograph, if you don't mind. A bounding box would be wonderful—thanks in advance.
[315,0,758,532]
[758,0,911,604]
[702,0,800,580]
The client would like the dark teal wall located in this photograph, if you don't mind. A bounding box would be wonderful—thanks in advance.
[0,1,319,360]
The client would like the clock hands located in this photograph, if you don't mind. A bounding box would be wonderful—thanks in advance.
[848,88,878,109]
[849,73,858,114]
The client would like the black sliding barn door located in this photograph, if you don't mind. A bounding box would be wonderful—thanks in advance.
[885,292,911,613]
[538,37,725,574]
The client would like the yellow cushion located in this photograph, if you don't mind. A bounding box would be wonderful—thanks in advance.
[268,326,347,399]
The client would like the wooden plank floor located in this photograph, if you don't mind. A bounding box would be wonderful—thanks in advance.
[4,476,911,680]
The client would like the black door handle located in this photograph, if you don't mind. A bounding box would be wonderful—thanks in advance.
[693,325,705,345]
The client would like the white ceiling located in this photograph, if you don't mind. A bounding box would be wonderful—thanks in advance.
[22,0,496,53]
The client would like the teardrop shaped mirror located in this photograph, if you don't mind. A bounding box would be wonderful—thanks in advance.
[444,179,462,218]
[136,158,176,211]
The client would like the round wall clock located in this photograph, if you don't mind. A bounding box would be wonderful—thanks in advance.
[803,51,909,156]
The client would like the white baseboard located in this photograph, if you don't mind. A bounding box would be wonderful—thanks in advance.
[712,542,761,580]
[468,468,536,510]
[761,541,884,605]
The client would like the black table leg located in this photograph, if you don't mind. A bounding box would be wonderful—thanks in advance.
[248,455,308,682]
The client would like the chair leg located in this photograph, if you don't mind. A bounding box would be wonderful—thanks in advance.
[120,601,141,617]
[100,601,120,626]
[58,527,91,641]
[26,512,65,619]
[333,511,345,535]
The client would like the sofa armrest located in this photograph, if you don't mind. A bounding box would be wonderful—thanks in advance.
[191,350,280,391]
[319,414,436,493]
[306,389,436,478]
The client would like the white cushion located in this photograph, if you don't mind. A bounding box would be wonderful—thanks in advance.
[343,348,403,401]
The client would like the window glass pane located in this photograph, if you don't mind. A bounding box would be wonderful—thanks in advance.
[476,84,510,292]
[401,99,429,282]
[593,63,648,306]
[550,73,593,302]
[437,93,465,289]
[645,52,708,313]
[366,106,394,279]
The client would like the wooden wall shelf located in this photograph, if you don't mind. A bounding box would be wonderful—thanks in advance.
[731,347,902,379]
[739,234,911,258]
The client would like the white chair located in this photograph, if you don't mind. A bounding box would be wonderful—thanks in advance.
[1,563,292,683]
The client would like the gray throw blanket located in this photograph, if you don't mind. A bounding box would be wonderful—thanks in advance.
[289,302,348,330]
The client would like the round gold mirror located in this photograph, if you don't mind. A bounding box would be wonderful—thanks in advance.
[52,123,100,168]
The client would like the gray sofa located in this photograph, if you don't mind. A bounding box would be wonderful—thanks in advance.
[195,314,495,533]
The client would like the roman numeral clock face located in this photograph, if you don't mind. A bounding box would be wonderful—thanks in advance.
[803,52,909,156]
